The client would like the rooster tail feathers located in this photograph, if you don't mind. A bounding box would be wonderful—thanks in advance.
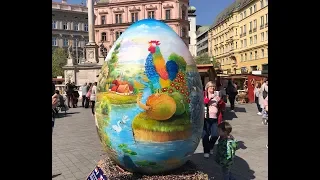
[166,60,179,81]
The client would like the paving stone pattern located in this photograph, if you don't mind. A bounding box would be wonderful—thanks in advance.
[52,103,267,180]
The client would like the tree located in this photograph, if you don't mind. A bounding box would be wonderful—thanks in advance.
[195,53,220,68]
[52,48,68,77]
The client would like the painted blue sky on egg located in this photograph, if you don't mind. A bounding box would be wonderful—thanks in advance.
[105,19,194,65]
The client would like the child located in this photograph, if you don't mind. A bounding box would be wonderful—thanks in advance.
[215,122,237,180]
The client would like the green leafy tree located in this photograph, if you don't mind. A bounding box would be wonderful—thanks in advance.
[195,53,212,64]
[52,48,68,77]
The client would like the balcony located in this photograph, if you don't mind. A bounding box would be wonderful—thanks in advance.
[249,30,252,34]
[265,23,268,28]
[260,25,264,30]
[253,28,257,32]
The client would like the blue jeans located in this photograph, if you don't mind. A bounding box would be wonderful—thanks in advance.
[222,167,236,180]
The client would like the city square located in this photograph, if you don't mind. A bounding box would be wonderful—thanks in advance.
[52,0,268,179]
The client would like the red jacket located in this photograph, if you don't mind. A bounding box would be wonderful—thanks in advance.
[203,91,226,124]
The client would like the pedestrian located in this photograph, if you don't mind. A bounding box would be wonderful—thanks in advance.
[52,93,59,134]
[215,121,238,180]
[85,83,92,108]
[81,83,88,107]
[65,80,74,108]
[90,82,97,116]
[259,78,268,110]
[254,82,262,115]
[226,80,238,112]
[203,81,220,158]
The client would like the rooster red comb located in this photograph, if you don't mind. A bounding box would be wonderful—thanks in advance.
[149,40,160,45]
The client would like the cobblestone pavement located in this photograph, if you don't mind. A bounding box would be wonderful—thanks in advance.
[52,103,267,180]
[52,106,104,180]
[190,103,268,180]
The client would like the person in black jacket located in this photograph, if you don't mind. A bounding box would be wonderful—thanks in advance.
[226,80,238,112]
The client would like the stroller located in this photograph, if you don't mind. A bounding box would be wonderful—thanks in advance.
[262,109,268,125]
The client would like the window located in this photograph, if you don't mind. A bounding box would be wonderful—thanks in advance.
[266,31,268,40]
[254,4,257,12]
[116,31,122,39]
[254,19,257,29]
[261,16,264,26]
[254,35,257,44]
[244,39,247,47]
[165,10,171,20]
[101,15,106,25]
[255,51,258,59]
[115,14,122,23]
[236,42,237,48]
[52,37,57,46]
[240,27,243,34]
[245,53,247,61]
[236,15,237,21]
[181,27,187,37]
[250,37,253,45]
[148,11,155,19]
[261,32,264,41]
[52,20,57,29]
[101,32,107,42]
[261,49,265,58]
[84,24,88,31]
[131,12,139,22]
[261,0,264,8]
[63,39,68,46]
[241,40,243,48]
[241,54,243,61]
[74,23,79,31]
[73,40,77,47]
[244,25,246,33]
[262,64,268,71]
[250,52,252,60]
[63,22,68,30]
[266,13,268,24]
[249,22,252,31]
[244,11,246,18]
[251,66,257,71]
[250,7,252,15]
[182,10,186,19]
[240,13,243,20]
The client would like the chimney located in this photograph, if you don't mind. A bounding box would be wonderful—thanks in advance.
[61,0,67,4]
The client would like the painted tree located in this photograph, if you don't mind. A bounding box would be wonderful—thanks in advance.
[52,48,68,77]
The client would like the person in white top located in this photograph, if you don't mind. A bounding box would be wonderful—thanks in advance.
[254,82,262,115]
[90,82,97,116]
[259,78,268,110]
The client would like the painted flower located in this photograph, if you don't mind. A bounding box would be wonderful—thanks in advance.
[162,88,168,92]
[168,89,174,93]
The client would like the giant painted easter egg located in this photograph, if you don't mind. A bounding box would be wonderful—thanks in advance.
[95,19,204,174]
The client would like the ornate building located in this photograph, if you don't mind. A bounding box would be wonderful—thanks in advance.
[52,0,89,64]
[208,0,268,74]
[94,0,190,56]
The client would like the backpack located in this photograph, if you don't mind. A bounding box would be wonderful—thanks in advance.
[262,86,268,99]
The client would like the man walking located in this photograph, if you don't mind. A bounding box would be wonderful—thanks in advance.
[81,83,88,107]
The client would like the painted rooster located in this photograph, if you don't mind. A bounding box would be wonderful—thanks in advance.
[145,40,179,93]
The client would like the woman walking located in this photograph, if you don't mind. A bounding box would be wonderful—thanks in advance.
[254,82,262,115]
[203,81,220,158]
[90,82,97,116]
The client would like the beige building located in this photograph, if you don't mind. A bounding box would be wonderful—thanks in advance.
[208,0,268,74]
[52,0,89,64]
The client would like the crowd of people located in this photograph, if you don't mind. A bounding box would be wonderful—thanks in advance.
[202,77,268,179]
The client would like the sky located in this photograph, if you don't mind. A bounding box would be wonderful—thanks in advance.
[54,0,235,25]
[106,19,193,65]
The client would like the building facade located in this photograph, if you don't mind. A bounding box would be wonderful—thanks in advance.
[196,26,210,56]
[93,0,190,56]
[188,6,197,57]
[52,0,89,64]
[208,0,268,74]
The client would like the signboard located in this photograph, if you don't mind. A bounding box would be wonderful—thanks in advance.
[87,166,108,180]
